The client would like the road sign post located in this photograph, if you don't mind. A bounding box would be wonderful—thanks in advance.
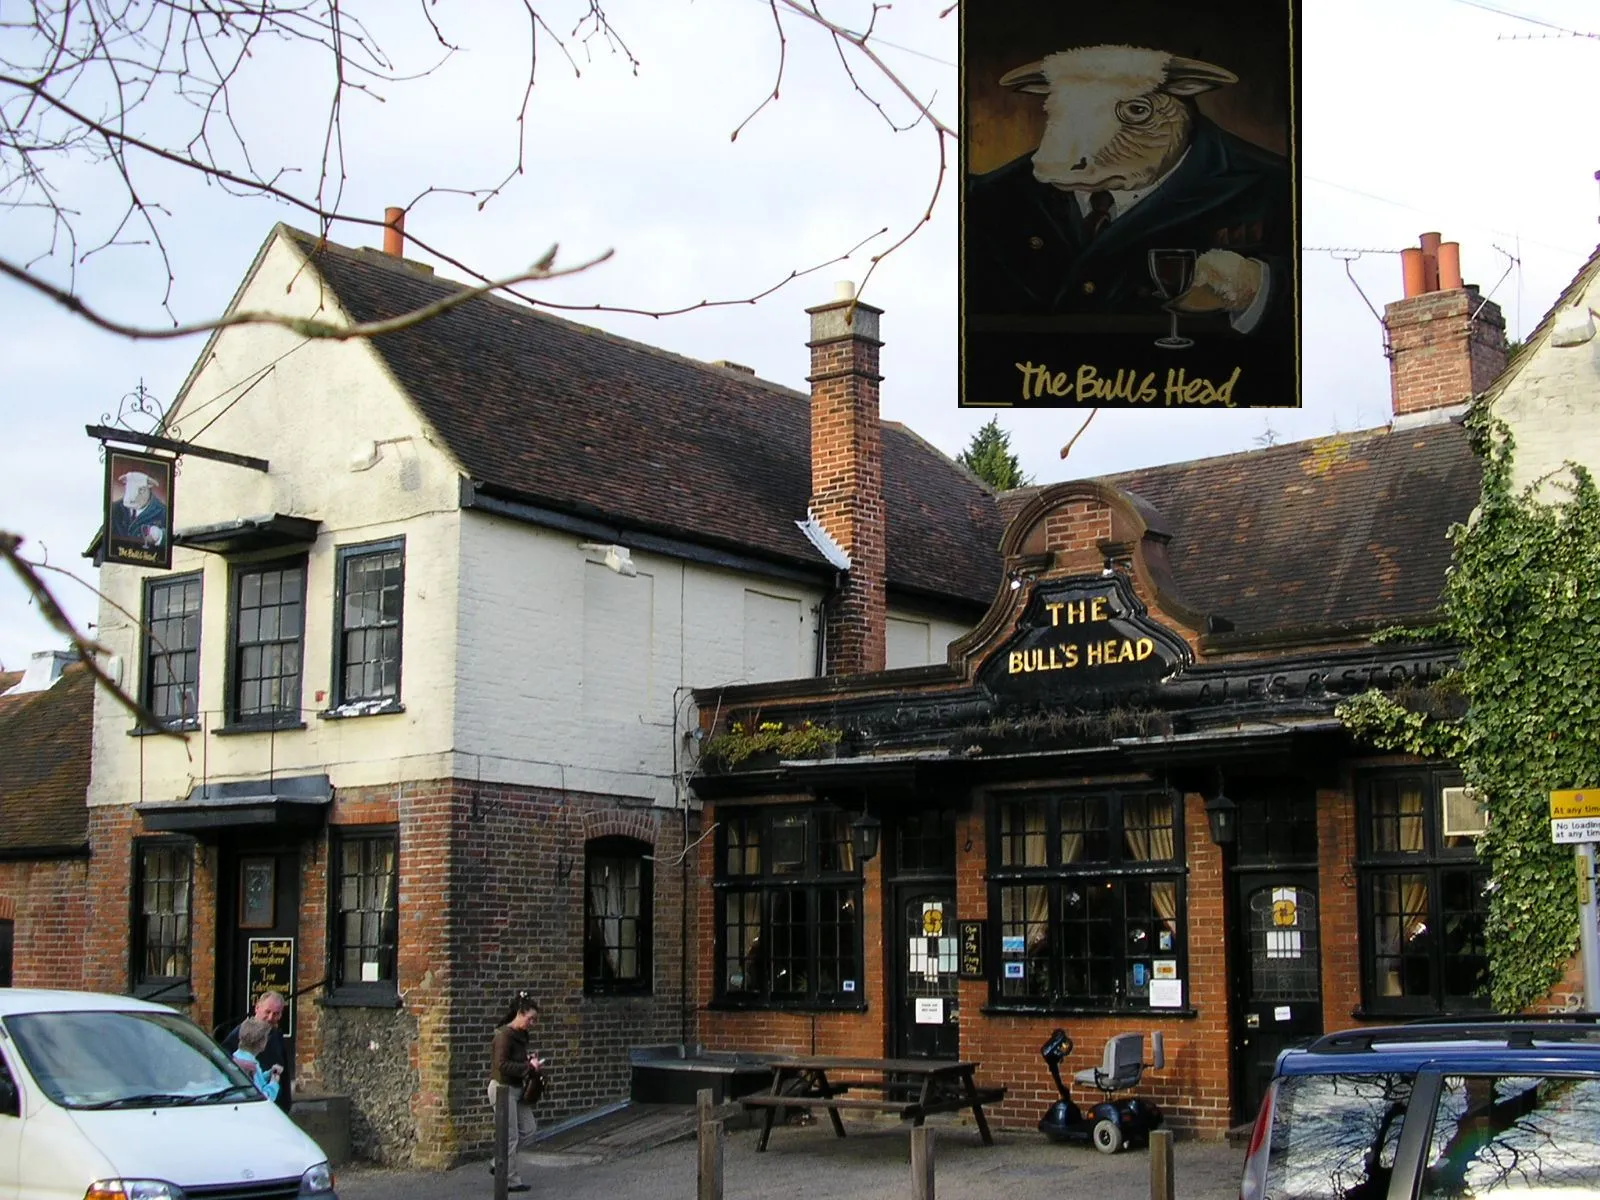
[1551,789,1600,1010]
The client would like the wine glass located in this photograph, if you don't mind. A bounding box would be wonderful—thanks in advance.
[1147,248,1197,350]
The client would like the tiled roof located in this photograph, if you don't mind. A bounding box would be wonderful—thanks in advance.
[0,663,92,853]
[1104,421,1480,636]
[287,231,1006,608]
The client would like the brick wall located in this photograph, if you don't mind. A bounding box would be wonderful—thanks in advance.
[0,858,91,988]
[1385,287,1507,417]
[807,294,886,675]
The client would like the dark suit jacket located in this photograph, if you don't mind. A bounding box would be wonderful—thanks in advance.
[964,117,1293,330]
[223,1021,293,1114]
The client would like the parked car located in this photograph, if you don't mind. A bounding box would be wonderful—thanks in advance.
[1240,1017,1600,1199]
[0,988,336,1199]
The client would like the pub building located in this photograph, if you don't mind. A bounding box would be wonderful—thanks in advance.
[690,236,1519,1135]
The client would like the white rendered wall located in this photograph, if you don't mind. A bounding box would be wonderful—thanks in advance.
[89,233,467,809]
[1492,276,1600,499]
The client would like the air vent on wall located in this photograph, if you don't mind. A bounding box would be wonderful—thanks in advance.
[1441,786,1488,838]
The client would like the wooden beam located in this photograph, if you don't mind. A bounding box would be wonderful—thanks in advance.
[86,425,269,472]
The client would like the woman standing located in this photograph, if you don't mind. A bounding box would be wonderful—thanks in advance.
[487,992,542,1192]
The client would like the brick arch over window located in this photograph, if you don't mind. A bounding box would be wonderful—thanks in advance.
[581,809,659,848]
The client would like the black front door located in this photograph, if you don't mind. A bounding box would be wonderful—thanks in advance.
[1233,872,1323,1123]
[218,846,301,1060]
[891,886,959,1059]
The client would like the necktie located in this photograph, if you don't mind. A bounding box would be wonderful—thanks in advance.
[1084,191,1115,236]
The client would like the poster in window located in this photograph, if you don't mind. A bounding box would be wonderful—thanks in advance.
[239,857,275,929]
[103,450,174,569]
[960,1,1302,410]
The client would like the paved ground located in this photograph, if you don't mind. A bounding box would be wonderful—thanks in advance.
[335,1109,1246,1200]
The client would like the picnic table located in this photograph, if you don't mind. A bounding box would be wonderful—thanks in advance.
[740,1055,1006,1152]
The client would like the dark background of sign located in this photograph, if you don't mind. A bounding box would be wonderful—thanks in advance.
[960,1,1301,410]
[248,936,295,1037]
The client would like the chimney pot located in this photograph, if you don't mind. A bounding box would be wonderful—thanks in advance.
[1438,242,1463,290]
[834,280,856,301]
[383,206,406,257]
[1401,247,1426,298]
[1419,232,1441,293]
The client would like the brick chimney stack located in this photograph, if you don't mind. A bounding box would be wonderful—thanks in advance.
[807,282,886,676]
[1383,231,1508,421]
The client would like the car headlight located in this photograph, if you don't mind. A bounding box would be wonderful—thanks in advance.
[85,1182,185,1200]
[299,1162,336,1195]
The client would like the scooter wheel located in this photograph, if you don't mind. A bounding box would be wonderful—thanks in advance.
[1092,1118,1123,1154]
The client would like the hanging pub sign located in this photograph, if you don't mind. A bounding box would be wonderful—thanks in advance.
[103,449,174,569]
[977,574,1191,704]
[960,0,1302,410]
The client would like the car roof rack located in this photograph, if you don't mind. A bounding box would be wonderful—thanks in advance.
[1309,1016,1600,1055]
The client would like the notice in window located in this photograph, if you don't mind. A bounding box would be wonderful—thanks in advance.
[1148,978,1182,1008]
[915,997,944,1024]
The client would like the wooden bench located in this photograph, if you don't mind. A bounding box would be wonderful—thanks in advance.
[740,1056,1006,1151]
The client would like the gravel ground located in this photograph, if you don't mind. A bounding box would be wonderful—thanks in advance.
[334,1113,1245,1200]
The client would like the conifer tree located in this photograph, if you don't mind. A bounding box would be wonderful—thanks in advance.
[957,418,1032,491]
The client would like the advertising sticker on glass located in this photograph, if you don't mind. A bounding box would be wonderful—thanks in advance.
[104,450,174,569]
[961,1,1301,410]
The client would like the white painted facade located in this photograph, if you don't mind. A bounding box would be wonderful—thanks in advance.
[91,229,975,815]
[1491,267,1600,499]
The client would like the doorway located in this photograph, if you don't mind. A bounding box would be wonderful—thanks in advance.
[0,918,11,987]
[217,845,301,1056]
[890,885,959,1060]
[1232,872,1322,1122]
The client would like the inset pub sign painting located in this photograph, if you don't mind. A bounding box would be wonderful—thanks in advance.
[104,449,174,569]
[960,1,1302,410]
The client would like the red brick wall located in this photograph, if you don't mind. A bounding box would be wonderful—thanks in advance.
[1384,288,1507,417]
[808,299,886,676]
[0,858,91,988]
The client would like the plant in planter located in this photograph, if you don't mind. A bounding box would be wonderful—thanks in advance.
[701,718,844,768]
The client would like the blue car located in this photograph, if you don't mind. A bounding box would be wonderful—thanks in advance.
[1239,1018,1600,1199]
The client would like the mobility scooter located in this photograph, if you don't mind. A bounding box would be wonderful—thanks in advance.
[1038,1028,1165,1153]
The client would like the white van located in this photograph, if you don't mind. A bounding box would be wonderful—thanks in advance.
[0,989,336,1199]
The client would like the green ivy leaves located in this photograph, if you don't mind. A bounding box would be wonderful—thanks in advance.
[1339,411,1600,1012]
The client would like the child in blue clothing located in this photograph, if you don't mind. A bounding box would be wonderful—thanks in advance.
[232,1018,283,1102]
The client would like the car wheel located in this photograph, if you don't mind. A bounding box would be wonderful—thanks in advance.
[1092,1118,1123,1154]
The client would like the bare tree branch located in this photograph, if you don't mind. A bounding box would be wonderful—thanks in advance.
[0,530,184,738]
[0,243,616,340]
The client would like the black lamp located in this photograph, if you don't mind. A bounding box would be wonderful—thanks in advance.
[850,808,883,865]
[1204,775,1238,847]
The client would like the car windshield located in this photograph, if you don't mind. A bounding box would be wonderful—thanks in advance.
[1264,1072,1413,1199]
[1421,1074,1600,1196]
[3,1008,261,1109]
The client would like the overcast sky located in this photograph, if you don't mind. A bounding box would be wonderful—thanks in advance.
[2,0,1597,669]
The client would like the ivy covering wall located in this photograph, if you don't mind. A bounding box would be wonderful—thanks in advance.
[1339,408,1600,1012]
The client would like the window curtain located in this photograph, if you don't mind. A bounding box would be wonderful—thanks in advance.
[1124,795,1178,921]
[588,858,633,978]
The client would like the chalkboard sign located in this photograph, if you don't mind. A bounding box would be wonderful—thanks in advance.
[958,920,985,979]
[247,936,295,1036]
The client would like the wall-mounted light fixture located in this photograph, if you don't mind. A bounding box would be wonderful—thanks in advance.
[1204,770,1238,847]
[851,807,883,865]
[578,542,638,577]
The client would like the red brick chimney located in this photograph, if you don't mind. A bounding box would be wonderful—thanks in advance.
[1383,232,1508,420]
[807,283,886,676]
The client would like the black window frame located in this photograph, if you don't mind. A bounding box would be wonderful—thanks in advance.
[1356,767,1490,1017]
[584,836,653,996]
[712,803,866,1011]
[130,837,195,998]
[140,572,203,730]
[986,786,1187,1014]
[328,826,399,1005]
[329,538,405,713]
[225,556,307,728]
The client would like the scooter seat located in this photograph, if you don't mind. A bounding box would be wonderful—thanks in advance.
[1074,1032,1146,1092]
